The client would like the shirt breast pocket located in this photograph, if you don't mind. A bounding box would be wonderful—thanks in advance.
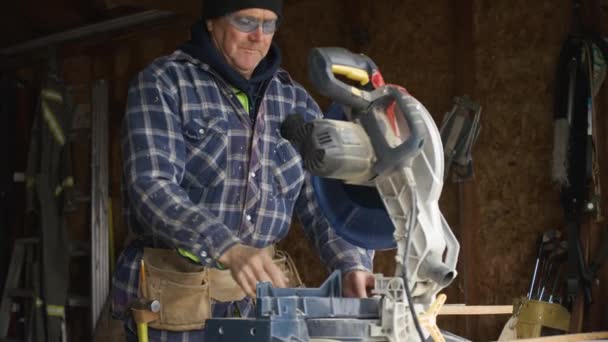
[182,118,228,188]
[272,140,305,201]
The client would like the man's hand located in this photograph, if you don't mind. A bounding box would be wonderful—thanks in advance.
[218,244,288,298]
[343,270,375,298]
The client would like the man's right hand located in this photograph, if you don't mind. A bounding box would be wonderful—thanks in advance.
[218,244,288,298]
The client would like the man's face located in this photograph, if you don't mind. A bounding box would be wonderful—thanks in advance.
[207,8,277,79]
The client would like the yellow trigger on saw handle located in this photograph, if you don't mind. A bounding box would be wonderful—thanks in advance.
[331,64,370,86]
[308,47,377,109]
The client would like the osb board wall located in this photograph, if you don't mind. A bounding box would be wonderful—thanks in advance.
[471,0,571,339]
[15,0,606,340]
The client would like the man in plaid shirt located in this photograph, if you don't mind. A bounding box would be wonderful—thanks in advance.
[112,0,374,340]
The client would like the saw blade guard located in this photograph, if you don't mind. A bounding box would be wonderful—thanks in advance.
[372,91,459,301]
[358,87,459,301]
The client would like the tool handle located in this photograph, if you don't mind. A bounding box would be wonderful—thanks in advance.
[308,47,377,109]
[364,87,427,174]
[137,322,149,342]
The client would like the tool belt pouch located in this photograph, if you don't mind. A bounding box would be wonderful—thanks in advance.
[141,248,211,331]
[139,247,303,331]
[274,250,304,288]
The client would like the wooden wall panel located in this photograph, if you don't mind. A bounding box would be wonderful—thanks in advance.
[274,0,355,108]
[471,0,571,340]
[449,0,480,338]
[12,0,606,339]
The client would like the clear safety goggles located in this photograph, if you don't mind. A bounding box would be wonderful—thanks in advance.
[226,14,278,34]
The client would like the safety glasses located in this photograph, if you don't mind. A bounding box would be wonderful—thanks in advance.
[226,14,278,34]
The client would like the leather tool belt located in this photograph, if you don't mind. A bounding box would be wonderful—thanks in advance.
[139,246,303,331]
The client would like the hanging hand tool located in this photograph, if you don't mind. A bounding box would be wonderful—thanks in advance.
[131,260,160,342]
[537,241,567,301]
[439,96,482,182]
[131,299,160,342]
[527,230,561,300]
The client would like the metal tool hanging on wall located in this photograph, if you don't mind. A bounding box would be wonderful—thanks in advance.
[439,96,481,182]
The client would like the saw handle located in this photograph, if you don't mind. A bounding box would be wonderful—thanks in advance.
[363,86,427,175]
[308,47,378,110]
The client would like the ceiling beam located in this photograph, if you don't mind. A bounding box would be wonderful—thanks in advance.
[108,0,200,17]
[23,0,90,32]
[0,10,175,57]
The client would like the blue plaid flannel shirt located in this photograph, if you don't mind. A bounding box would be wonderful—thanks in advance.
[111,50,373,324]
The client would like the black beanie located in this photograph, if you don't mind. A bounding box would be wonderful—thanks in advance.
[202,0,283,20]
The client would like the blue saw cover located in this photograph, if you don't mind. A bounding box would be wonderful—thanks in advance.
[311,177,395,250]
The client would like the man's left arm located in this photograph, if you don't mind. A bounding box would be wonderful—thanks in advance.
[294,173,375,297]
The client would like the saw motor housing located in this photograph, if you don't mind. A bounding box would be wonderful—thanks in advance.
[280,115,376,183]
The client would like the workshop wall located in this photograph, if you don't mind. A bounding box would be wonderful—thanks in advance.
[474,0,568,285]
[12,0,607,341]
[470,0,571,338]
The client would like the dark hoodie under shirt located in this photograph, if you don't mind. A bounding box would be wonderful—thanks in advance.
[180,21,282,122]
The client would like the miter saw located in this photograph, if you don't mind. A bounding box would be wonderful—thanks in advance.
[204,47,462,342]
